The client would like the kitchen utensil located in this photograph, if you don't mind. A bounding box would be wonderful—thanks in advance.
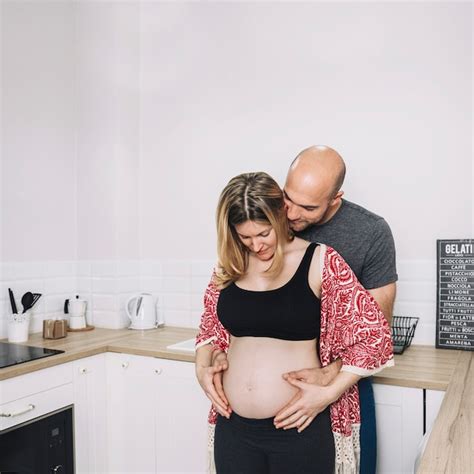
[31,293,42,309]
[21,292,34,313]
[126,293,157,330]
[8,288,18,314]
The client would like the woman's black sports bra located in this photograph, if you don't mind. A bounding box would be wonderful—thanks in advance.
[217,243,321,341]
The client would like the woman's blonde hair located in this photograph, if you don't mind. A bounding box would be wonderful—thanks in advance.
[215,172,293,288]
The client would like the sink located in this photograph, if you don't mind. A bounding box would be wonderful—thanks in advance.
[166,338,196,353]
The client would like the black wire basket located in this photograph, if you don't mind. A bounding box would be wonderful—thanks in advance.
[391,316,419,354]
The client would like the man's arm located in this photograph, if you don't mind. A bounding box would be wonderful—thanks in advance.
[368,282,396,325]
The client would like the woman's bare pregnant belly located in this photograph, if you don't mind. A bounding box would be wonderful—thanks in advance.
[223,336,320,419]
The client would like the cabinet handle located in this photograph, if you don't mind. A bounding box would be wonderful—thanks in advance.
[51,464,63,473]
[121,362,129,369]
[155,368,162,375]
[0,403,35,418]
[79,367,87,374]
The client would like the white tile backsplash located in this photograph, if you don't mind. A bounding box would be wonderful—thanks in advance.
[43,261,76,278]
[92,278,118,294]
[191,260,215,277]
[140,276,163,293]
[163,276,190,293]
[162,309,191,328]
[44,277,76,295]
[161,260,191,277]
[139,260,162,277]
[117,277,140,294]
[77,276,92,294]
[190,293,204,312]
[76,261,91,277]
[91,261,118,278]
[191,275,211,294]
[92,294,119,312]
[117,260,140,277]
[161,293,191,311]
[92,310,123,329]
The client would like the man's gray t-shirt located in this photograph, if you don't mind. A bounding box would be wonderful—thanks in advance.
[297,199,397,289]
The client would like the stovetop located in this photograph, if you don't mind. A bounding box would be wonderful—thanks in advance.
[0,341,64,369]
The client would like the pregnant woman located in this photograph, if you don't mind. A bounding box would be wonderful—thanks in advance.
[195,172,393,474]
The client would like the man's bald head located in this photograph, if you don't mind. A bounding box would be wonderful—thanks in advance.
[289,145,346,199]
[284,145,346,231]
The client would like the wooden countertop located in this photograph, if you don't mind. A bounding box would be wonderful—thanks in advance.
[0,328,469,471]
[0,328,460,387]
[0,326,198,381]
[416,350,473,473]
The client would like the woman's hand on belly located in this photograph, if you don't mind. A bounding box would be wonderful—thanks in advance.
[273,376,335,433]
[196,350,232,418]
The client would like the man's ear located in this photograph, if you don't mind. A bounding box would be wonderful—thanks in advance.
[330,190,344,205]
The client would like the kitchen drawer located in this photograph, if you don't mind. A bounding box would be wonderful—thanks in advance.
[0,382,74,431]
[0,362,73,405]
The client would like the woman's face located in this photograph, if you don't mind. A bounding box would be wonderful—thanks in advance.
[234,220,277,261]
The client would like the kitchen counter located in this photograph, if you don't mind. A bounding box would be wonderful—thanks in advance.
[416,350,473,473]
[0,326,198,381]
[0,327,461,386]
[0,328,469,472]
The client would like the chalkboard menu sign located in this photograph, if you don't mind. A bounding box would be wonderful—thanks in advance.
[437,239,474,350]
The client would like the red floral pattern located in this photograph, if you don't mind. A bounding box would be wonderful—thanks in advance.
[195,246,394,434]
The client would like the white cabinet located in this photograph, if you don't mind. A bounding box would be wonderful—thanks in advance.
[374,384,424,474]
[154,358,209,474]
[107,353,157,473]
[107,352,209,474]
[73,353,108,474]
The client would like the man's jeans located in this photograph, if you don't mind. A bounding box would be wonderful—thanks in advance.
[358,377,377,474]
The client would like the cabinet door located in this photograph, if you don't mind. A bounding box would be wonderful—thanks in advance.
[107,352,157,473]
[73,354,108,474]
[374,384,424,474]
[153,359,209,474]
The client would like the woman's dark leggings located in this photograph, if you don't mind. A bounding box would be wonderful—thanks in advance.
[214,408,335,474]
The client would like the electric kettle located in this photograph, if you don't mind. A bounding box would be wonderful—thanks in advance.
[126,293,163,330]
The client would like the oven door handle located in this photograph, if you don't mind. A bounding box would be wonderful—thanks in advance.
[0,403,35,418]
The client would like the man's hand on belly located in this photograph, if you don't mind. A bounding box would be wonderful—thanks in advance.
[283,359,342,387]
[273,377,334,433]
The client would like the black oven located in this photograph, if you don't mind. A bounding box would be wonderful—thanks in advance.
[0,405,74,473]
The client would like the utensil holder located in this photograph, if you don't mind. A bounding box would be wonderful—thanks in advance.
[7,314,30,343]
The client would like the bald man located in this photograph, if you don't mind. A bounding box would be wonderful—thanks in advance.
[278,145,397,474]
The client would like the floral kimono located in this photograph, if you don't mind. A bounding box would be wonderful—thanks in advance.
[196,244,394,474]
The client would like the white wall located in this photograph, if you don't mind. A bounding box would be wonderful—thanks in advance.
[137,2,473,343]
[0,1,79,335]
[1,1,77,263]
[75,1,140,262]
[139,2,472,262]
